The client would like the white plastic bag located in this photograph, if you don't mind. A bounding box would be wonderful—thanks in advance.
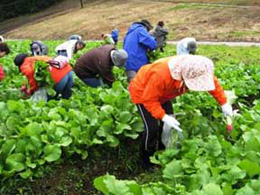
[162,122,184,149]
[30,87,48,102]
[161,122,172,147]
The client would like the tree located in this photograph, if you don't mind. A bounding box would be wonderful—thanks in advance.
[0,0,61,22]
[80,0,84,8]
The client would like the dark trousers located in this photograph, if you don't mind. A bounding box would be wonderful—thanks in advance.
[82,77,104,88]
[136,101,173,165]
[159,47,164,52]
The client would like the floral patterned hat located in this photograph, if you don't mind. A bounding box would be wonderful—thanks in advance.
[168,55,215,91]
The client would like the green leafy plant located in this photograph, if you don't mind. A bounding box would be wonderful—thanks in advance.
[34,60,56,96]
[1,40,260,194]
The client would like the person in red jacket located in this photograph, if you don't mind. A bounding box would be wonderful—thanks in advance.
[14,54,73,99]
[129,55,234,167]
[0,43,10,81]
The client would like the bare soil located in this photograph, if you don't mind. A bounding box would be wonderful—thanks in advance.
[1,0,260,41]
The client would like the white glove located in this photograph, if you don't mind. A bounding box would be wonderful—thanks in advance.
[162,114,182,132]
[221,103,233,118]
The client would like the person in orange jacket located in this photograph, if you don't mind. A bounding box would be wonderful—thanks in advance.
[14,54,73,99]
[129,55,233,167]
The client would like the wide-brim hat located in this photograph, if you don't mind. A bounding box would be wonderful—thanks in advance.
[182,55,215,91]
[139,19,153,31]
[184,71,215,91]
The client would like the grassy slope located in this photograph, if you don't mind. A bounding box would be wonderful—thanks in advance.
[1,0,260,41]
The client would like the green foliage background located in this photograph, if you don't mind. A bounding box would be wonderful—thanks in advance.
[0,40,260,194]
[0,0,62,21]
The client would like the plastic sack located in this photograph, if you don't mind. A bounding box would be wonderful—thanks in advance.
[162,123,183,149]
[30,87,48,102]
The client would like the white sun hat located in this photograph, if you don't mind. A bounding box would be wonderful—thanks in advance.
[168,55,215,91]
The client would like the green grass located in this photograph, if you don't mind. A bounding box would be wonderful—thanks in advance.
[230,31,260,37]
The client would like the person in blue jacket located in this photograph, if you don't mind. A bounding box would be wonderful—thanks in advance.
[111,28,119,45]
[123,19,157,82]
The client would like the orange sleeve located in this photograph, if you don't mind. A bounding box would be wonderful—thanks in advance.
[208,76,227,105]
[28,77,38,92]
[21,64,38,93]
[142,73,166,119]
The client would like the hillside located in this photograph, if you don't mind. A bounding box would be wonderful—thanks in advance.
[1,0,260,41]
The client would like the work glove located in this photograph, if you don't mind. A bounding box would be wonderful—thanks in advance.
[162,114,182,132]
[26,89,32,96]
[221,103,233,118]
[20,85,27,92]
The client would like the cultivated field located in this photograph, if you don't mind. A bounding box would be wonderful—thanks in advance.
[0,40,260,193]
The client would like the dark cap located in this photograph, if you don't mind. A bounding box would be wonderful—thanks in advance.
[14,53,28,67]
[138,19,153,31]
[158,21,164,27]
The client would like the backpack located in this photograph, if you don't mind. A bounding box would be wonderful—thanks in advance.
[48,56,69,69]
[30,41,48,56]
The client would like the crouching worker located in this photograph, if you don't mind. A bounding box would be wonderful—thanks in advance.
[30,40,48,56]
[111,28,119,45]
[0,43,10,81]
[101,33,115,45]
[68,34,82,41]
[14,54,73,100]
[55,39,85,59]
[177,37,197,55]
[129,55,233,168]
[152,21,168,52]
[74,45,128,87]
